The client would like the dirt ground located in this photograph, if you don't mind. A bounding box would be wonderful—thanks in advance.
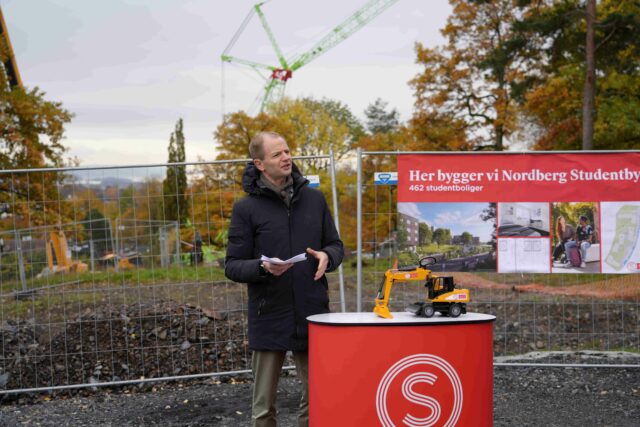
[0,272,638,425]
[0,351,638,426]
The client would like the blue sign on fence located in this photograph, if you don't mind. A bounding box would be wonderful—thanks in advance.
[305,175,320,187]
[374,172,397,185]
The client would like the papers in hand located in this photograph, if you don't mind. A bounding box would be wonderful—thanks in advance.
[260,253,307,265]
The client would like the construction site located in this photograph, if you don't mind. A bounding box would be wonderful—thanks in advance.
[0,1,639,426]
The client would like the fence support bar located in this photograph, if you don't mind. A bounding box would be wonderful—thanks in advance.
[329,149,346,312]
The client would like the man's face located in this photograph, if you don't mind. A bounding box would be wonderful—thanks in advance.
[255,135,292,185]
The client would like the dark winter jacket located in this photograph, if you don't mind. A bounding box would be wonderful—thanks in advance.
[224,162,344,351]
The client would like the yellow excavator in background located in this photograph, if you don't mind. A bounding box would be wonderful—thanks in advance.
[43,228,88,275]
[373,256,470,319]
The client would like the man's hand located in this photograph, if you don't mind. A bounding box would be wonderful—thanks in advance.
[262,259,293,276]
[306,247,329,280]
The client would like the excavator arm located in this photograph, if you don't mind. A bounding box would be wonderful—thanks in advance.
[373,263,432,319]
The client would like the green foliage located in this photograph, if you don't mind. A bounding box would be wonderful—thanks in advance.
[511,0,640,149]
[411,0,640,150]
[418,222,432,245]
[410,0,524,151]
[481,202,497,250]
[461,231,473,245]
[163,119,189,224]
[82,209,112,255]
[0,38,73,225]
[364,98,400,134]
[432,228,452,246]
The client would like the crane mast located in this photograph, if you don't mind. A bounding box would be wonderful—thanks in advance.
[221,0,400,112]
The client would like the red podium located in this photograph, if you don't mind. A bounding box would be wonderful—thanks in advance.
[307,312,496,427]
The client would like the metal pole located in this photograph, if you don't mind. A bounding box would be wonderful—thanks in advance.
[15,231,27,292]
[114,218,120,272]
[107,218,116,271]
[159,227,168,268]
[89,240,95,272]
[356,148,363,312]
[329,149,346,312]
[175,222,181,265]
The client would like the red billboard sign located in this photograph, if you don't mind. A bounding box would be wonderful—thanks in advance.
[398,153,640,202]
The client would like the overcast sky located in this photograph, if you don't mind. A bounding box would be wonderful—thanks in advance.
[3,0,451,166]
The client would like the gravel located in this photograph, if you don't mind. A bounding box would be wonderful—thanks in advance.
[0,351,637,427]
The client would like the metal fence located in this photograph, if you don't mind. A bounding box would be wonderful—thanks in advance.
[355,150,639,363]
[0,154,344,394]
[1,149,638,395]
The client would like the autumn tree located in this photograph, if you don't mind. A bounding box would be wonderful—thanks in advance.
[268,97,364,170]
[163,119,189,224]
[511,0,640,150]
[214,111,292,161]
[410,0,529,151]
[0,32,73,227]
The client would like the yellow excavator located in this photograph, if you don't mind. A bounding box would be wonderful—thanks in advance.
[373,256,470,319]
[44,228,88,275]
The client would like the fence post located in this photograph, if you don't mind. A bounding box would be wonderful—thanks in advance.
[159,227,169,268]
[356,148,363,312]
[329,149,346,312]
[174,222,180,265]
[89,240,95,272]
[15,230,27,292]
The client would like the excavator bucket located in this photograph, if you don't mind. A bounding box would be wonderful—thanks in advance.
[373,299,393,319]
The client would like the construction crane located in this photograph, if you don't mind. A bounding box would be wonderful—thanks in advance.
[0,6,23,89]
[221,0,400,112]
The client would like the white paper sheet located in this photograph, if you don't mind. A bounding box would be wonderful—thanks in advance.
[260,253,307,265]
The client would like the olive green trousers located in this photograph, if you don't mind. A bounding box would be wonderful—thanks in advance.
[251,350,308,427]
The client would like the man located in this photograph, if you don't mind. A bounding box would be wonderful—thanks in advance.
[564,215,593,268]
[225,131,344,427]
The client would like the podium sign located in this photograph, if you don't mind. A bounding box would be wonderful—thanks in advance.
[308,312,496,427]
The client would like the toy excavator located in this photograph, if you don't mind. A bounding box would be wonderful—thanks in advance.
[373,256,470,319]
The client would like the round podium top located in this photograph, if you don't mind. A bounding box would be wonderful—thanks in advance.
[307,311,496,326]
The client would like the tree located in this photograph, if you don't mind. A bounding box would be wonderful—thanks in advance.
[214,111,292,161]
[418,222,433,246]
[364,98,399,134]
[461,231,474,245]
[511,0,640,149]
[480,202,497,250]
[163,119,189,224]
[0,36,73,226]
[433,228,452,246]
[82,208,112,256]
[268,97,363,169]
[410,0,528,151]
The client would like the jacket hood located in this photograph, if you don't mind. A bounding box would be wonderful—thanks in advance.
[241,161,307,196]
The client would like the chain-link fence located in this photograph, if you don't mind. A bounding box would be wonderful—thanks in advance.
[355,150,639,364]
[1,149,638,395]
[0,154,344,394]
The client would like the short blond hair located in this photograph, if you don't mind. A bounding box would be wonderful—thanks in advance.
[249,131,285,160]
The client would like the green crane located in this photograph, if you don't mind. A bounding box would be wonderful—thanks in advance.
[221,0,400,112]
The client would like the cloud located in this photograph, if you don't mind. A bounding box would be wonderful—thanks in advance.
[462,209,488,226]
[434,210,462,225]
[398,202,421,219]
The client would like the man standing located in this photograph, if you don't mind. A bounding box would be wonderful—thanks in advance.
[225,131,344,427]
